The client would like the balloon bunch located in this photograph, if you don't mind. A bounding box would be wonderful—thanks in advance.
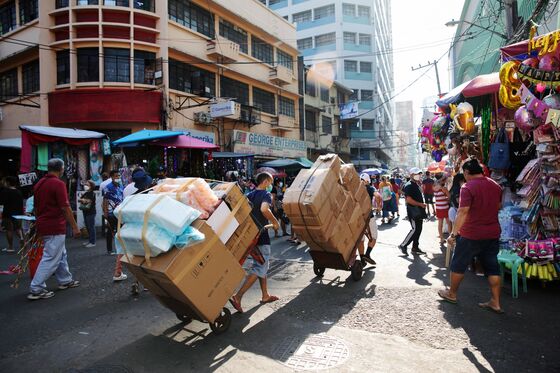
[452,102,476,135]
[419,113,452,161]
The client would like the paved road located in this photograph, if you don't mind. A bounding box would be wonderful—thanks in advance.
[1,205,559,372]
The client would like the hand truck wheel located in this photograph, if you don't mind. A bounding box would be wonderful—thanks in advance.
[351,260,363,282]
[313,264,326,277]
[210,307,231,334]
[175,313,193,324]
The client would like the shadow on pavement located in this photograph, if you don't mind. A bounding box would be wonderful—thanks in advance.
[403,255,432,286]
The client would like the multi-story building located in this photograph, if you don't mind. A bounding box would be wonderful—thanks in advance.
[394,100,416,168]
[262,0,395,167]
[0,0,302,160]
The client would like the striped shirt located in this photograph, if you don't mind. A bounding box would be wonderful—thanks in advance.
[434,189,449,211]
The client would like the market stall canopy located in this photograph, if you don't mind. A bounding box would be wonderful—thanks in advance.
[211,152,254,158]
[500,38,537,61]
[0,137,21,149]
[20,125,106,139]
[436,72,500,107]
[361,168,383,176]
[112,129,183,146]
[295,157,314,168]
[259,158,312,170]
[153,135,219,150]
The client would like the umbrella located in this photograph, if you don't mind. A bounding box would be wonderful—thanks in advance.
[361,168,383,176]
[256,167,287,178]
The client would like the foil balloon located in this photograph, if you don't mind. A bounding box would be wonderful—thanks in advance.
[514,105,537,132]
[543,94,560,109]
[432,150,443,162]
[499,61,521,109]
[454,102,476,135]
[432,116,447,133]
[538,54,560,71]
[522,57,539,69]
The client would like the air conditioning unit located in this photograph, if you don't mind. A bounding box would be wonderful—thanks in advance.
[194,111,212,124]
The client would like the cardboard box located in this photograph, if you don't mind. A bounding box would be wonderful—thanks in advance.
[284,168,338,221]
[207,202,240,244]
[354,184,373,219]
[329,183,346,213]
[341,164,361,196]
[287,197,334,227]
[340,191,354,223]
[212,182,252,223]
[348,206,367,240]
[121,220,245,322]
[226,216,259,262]
[292,211,336,244]
[313,154,341,176]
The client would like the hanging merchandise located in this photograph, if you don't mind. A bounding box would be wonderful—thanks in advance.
[102,139,112,156]
[77,149,89,182]
[453,102,476,135]
[37,143,49,171]
[488,127,510,170]
[481,106,492,164]
[89,141,103,186]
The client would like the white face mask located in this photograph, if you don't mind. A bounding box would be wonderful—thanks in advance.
[84,186,90,191]
[279,182,284,188]
[413,174,421,181]
[114,178,121,184]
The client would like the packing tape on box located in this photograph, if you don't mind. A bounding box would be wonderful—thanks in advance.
[175,178,197,201]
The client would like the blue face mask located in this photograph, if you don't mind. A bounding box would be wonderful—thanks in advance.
[266,185,273,193]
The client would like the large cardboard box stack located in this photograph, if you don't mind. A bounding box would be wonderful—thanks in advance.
[284,155,372,261]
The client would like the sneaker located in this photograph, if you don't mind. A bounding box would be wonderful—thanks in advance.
[58,280,80,290]
[107,251,116,256]
[113,273,128,282]
[28,290,55,300]
[412,248,426,255]
[85,243,96,248]
[398,245,408,255]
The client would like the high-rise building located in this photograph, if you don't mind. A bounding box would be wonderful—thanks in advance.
[263,0,395,167]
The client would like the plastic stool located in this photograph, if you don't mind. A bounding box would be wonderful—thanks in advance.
[497,249,527,298]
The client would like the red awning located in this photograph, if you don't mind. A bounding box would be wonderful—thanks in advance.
[462,72,501,97]
[153,135,219,150]
[500,39,530,60]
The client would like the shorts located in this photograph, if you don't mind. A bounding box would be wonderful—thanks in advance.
[436,208,449,219]
[1,216,21,231]
[450,237,500,276]
[368,218,378,240]
[448,207,458,223]
[424,194,434,204]
[244,244,271,278]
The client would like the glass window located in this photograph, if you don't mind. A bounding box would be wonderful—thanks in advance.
[168,0,215,39]
[169,59,215,97]
[344,60,357,72]
[343,32,356,44]
[293,10,311,24]
[134,50,156,85]
[297,37,312,50]
[358,5,370,18]
[283,15,288,21]
[342,3,355,16]
[320,85,329,102]
[0,1,16,35]
[358,33,371,45]
[269,0,283,5]
[251,36,273,63]
[220,76,249,105]
[276,49,293,70]
[362,119,374,130]
[361,89,373,101]
[305,110,316,131]
[305,77,316,97]
[104,0,129,6]
[56,0,70,8]
[77,1,99,5]
[278,96,295,117]
[0,68,18,100]
[321,115,332,134]
[134,0,154,12]
[104,48,130,82]
[315,32,335,47]
[19,0,38,25]
[349,89,358,101]
[336,89,345,105]
[56,50,70,85]
[314,4,334,20]
[219,20,248,54]
[22,59,40,94]
[252,87,275,115]
[360,61,372,73]
[77,48,99,82]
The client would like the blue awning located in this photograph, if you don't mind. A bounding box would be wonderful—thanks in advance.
[259,158,311,170]
[112,129,183,145]
[211,152,254,158]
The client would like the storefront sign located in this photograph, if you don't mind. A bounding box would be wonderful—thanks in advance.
[210,101,237,118]
[233,130,306,158]
[172,128,216,144]
[339,102,359,119]
[18,172,37,187]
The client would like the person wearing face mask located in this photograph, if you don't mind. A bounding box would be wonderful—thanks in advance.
[229,172,280,313]
[79,180,97,248]
[103,170,124,256]
[398,168,427,256]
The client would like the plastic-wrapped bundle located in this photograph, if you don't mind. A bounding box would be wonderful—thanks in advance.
[114,194,200,236]
[154,178,219,219]
[188,178,219,215]
[159,191,210,219]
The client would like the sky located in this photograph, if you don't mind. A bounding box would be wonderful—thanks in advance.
[391,0,466,120]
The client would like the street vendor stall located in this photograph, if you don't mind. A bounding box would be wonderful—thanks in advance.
[207,152,254,181]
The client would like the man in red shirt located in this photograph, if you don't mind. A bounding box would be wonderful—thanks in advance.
[438,158,504,314]
[28,158,81,300]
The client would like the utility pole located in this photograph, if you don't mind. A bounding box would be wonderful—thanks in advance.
[411,60,441,96]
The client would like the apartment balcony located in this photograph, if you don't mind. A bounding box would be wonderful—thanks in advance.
[269,65,293,85]
[270,114,297,133]
[269,0,288,10]
[343,43,372,53]
[344,71,373,81]
[207,36,240,63]
[300,43,336,57]
[343,15,371,25]
[296,15,336,31]
[358,101,374,110]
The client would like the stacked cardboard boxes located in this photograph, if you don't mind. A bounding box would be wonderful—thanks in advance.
[283,155,372,262]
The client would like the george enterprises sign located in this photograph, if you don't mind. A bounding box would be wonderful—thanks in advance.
[233,130,307,158]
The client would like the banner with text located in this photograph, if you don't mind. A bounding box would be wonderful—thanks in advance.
[233,130,306,158]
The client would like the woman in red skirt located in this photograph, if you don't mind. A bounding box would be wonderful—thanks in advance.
[433,176,452,245]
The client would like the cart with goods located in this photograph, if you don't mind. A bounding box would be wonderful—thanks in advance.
[117,179,260,334]
[283,154,373,282]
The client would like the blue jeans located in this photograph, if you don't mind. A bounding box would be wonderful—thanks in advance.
[84,213,96,244]
[30,235,73,293]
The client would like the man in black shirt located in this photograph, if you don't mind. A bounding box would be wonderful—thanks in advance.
[1,176,24,253]
[399,168,427,256]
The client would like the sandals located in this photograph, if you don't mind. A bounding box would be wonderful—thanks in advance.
[478,302,504,314]
[229,297,243,313]
[438,289,457,304]
[260,295,279,304]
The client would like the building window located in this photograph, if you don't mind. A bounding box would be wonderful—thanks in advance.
[252,87,275,115]
[305,110,316,131]
[77,0,99,5]
[343,32,356,44]
[349,89,358,101]
[19,0,38,25]
[320,85,329,102]
[22,60,40,94]
[0,1,16,35]
[362,119,374,130]
[221,76,249,105]
[0,68,18,100]
[360,61,372,73]
[315,32,335,47]
[278,96,295,117]
[322,115,332,134]
[344,60,357,72]
[293,10,311,24]
[258,0,265,4]
[305,77,316,97]
[56,50,70,85]
[168,0,215,39]
[361,89,373,101]
[169,59,215,97]
[56,0,69,7]
[342,3,355,16]
[336,89,345,105]
[314,4,334,20]
[104,0,129,6]
[269,0,284,5]
[134,0,154,12]
[77,48,99,82]
[358,33,371,45]
[276,49,293,70]
[104,48,130,83]
[357,5,370,18]
[219,20,248,54]
[297,37,312,50]
[251,36,273,63]
[134,50,156,85]
[283,15,288,21]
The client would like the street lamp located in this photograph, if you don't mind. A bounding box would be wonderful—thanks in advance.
[445,19,508,40]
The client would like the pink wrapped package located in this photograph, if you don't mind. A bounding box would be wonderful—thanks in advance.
[153,178,219,219]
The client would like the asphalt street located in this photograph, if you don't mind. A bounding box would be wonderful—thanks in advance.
[1,204,559,373]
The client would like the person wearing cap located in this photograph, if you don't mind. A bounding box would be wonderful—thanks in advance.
[359,173,377,266]
[398,168,427,256]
